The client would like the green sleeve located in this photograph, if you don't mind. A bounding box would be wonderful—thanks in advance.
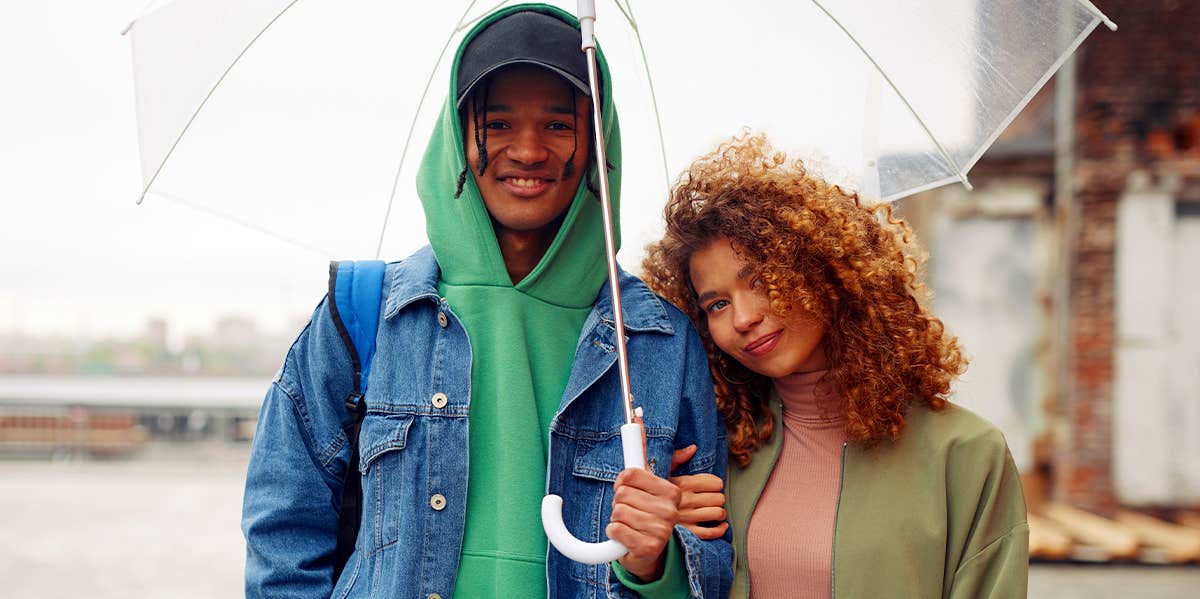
[947,425,1030,599]
[611,535,691,598]
[948,523,1030,599]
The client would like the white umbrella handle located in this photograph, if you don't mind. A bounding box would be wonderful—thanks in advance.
[542,422,645,564]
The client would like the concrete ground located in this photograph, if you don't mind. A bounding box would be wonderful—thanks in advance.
[1,445,1197,598]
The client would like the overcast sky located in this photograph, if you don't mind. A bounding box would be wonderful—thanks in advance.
[0,0,1095,343]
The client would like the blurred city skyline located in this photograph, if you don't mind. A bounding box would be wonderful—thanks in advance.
[0,311,304,376]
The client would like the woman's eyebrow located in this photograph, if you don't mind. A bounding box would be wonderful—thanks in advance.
[695,265,753,304]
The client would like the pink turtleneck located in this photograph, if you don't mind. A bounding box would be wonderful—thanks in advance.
[746,369,846,599]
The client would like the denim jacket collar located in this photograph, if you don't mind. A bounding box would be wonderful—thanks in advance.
[383,246,441,319]
[384,245,674,336]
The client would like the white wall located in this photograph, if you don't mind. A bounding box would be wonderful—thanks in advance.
[1113,175,1200,505]
[931,183,1046,472]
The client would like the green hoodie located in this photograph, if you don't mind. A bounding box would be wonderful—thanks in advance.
[415,5,622,596]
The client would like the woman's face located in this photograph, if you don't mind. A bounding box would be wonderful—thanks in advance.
[689,237,829,379]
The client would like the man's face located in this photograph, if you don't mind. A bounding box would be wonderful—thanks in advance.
[463,65,592,240]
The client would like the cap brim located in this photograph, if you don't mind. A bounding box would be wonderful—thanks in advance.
[455,59,591,109]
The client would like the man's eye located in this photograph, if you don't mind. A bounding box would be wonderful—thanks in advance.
[484,121,509,130]
[547,122,572,131]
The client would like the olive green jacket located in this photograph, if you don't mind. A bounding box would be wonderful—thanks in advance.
[727,395,1029,598]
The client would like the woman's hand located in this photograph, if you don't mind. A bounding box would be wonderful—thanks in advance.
[607,466,682,581]
[669,445,729,540]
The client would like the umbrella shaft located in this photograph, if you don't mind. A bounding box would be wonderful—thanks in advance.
[584,47,635,427]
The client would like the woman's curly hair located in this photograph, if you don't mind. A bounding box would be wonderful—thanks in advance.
[642,133,967,468]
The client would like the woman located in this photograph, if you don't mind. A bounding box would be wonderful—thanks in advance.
[643,133,1028,598]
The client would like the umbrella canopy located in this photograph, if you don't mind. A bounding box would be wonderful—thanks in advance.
[124,0,1114,262]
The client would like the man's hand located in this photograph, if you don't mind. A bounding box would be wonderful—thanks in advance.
[669,445,729,540]
[607,466,682,582]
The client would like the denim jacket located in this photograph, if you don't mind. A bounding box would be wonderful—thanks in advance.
[243,247,733,598]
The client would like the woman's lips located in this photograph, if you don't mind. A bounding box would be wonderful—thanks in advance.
[743,331,782,357]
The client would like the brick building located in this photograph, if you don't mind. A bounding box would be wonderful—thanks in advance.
[904,0,1199,516]
[1064,0,1200,513]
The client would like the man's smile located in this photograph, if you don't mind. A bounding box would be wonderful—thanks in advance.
[498,174,555,197]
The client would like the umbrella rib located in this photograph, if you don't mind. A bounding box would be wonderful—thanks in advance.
[120,0,162,36]
[135,0,307,205]
[456,0,509,32]
[1073,0,1118,31]
[374,0,483,259]
[611,0,634,24]
[150,189,336,257]
[951,16,1107,194]
[807,0,973,192]
[616,0,671,194]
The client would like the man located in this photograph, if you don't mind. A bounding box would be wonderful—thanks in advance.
[242,5,732,598]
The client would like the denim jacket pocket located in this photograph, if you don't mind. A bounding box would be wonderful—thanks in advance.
[572,435,624,483]
[356,411,415,554]
[572,433,675,482]
[358,412,415,472]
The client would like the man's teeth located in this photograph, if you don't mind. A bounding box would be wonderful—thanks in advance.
[509,178,542,188]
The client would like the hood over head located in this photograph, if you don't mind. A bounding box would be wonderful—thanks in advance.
[416,3,621,307]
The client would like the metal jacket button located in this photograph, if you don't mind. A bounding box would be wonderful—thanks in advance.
[430,493,447,511]
[431,392,448,409]
[437,312,448,328]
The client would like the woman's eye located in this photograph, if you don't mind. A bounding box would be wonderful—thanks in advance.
[706,299,729,313]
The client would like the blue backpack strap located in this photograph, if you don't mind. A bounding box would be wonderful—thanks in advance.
[326,259,386,581]
[327,260,387,395]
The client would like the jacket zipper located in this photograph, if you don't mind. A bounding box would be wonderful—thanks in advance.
[830,442,847,599]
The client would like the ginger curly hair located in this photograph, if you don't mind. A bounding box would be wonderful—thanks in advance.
[642,133,966,468]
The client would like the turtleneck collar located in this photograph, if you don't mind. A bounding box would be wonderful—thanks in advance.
[772,369,843,427]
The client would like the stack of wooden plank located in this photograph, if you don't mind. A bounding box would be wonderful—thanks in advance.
[1029,504,1200,563]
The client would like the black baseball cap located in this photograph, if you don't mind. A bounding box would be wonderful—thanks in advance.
[456,10,591,108]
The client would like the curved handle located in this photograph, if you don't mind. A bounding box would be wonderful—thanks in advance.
[542,422,645,564]
[541,495,628,564]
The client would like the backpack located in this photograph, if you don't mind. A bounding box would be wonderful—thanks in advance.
[325,259,387,581]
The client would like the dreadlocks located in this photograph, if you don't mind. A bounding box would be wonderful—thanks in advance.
[563,86,578,180]
[472,81,491,176]
[455,79,492,199]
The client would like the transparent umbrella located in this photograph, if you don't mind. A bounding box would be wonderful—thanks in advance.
[124,0,1115,263]
[123,0,1115,565]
